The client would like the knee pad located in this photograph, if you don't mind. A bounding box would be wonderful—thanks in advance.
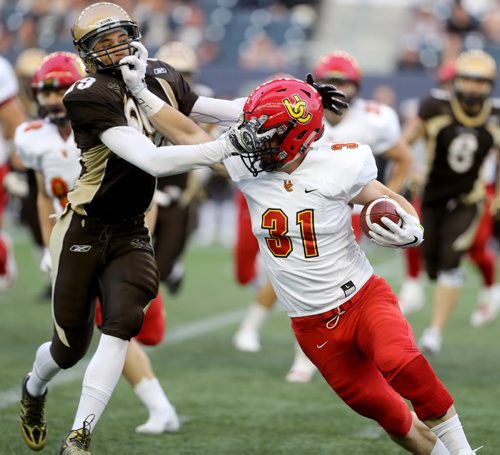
[389,355,454,421]
[437,268,464,287]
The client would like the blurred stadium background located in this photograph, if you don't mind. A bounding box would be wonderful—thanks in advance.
[1,0,500,454]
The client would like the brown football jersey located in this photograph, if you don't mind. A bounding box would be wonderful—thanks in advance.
[418,89,500,206]
[63,60,198,221]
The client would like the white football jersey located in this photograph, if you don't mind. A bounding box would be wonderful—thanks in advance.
[224,143,377,317]
[316,98,401,156]
[15,119,81,214]
[0,56,19,165]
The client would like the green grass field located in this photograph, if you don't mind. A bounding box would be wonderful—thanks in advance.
[0,224,498,454]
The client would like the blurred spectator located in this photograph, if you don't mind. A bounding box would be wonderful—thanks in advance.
[481,0,500,44]
[239,30,287,70]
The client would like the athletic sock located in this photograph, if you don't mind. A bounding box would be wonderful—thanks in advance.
[134,377,174,415]
[26,342,61,396]
[430,437,450,454]
[239,302,269,332]
[72,334,128,432]
[431,414,472,453]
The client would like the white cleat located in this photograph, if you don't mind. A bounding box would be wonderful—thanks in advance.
[398,278,425,315]
[418,327,442,355]
[469,286,500,328]
[135,407,180,434]
[285,368,315,383]
[232,329,261,352]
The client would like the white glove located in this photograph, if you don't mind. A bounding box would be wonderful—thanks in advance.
[368,206,424,249]
[40,247,52,275]
[3,171,29,197]
[226,114,277,154]
[120,42,148,95]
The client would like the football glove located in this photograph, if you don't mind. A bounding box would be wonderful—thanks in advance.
[3,171,29,198]
[368,206,424,249]
[306,73,349,116]
[40,247,52,275]
[227,114,277,154]
[120,42,148,95]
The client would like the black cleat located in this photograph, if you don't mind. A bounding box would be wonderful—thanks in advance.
[20,374,47,451]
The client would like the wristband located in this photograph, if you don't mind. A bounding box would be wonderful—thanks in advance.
[134,87,165,117]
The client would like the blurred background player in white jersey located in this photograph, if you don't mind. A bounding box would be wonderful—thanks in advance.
[15,52,179,439]
[232,50,413,383]
[0,55,27,290]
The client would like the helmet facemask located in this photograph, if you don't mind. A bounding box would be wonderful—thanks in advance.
[240,122,296,176]
[78,24,140,74]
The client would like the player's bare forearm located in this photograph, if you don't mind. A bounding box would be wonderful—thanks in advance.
[351,180,418,218]
[36,190,56,246]
[149,103,212,145]
[402,115,425,146]
[384,138,412,194]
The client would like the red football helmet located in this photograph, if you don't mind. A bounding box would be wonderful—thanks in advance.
[437,60,456,85]
[240,78,324,175]
[32,52,85,124]
[313,51,362,87]
[32,52,85,94]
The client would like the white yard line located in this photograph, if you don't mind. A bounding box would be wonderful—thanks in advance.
[0,309,246,410]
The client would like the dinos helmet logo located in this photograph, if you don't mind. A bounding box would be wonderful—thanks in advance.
[282,94,312,124]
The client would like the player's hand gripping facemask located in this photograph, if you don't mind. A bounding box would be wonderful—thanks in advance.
[306,73,349,116]
[368,206,424,249]
[120,42,148,95]
[227,114,277,156]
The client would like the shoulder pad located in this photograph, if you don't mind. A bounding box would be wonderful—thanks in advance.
[64,73,124,103]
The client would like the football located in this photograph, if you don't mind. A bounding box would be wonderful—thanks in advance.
[360,196,402,237]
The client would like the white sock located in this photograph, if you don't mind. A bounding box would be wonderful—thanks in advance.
[239,303,269,332]
[134,377,174,415]
[26,342,61,397]
[290,341,316,373]
[430,437,450,454]
[431,415,472,453]
[72,334,128,432]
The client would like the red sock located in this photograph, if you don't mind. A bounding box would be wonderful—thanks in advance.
[404,247,422,279]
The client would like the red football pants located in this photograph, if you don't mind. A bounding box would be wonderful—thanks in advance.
[234,191,259,285]
[96,291,166,346]
[291,275,453,437]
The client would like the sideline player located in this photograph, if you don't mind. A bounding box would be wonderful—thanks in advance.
[16,52,179,445]
[404,49,500,355]
[119,66,477,454]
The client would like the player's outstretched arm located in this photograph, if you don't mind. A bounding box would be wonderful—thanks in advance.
[351,179,423,248]
[383,137,412,194]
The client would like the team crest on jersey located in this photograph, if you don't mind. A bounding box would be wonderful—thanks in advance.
[108,82,121,94]
[282,94,312,124]
[283,180,293,192]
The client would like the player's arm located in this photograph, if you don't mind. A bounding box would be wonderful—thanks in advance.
[99,125,234,177]
[402,113,425,146]
[350,179,417,217]
[351,179,423,248]
[0,97,27,170]
[382,137,412,193]
[35,171,56,247]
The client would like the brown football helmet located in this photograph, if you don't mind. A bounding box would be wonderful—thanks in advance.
[72,2,141,73]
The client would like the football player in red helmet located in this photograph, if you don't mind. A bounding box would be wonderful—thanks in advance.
[234,78,325,176]
[99,58,472,452]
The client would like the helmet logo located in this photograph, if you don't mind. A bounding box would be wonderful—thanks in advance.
[282,94,312,124]
[95,17,120,27]
[283,180,293,192]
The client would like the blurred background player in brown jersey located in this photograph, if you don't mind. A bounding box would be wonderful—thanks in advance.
[403,49,500,355]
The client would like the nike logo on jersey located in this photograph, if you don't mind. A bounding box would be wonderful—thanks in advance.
[316,341,328,349]
[305,188,318,193]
